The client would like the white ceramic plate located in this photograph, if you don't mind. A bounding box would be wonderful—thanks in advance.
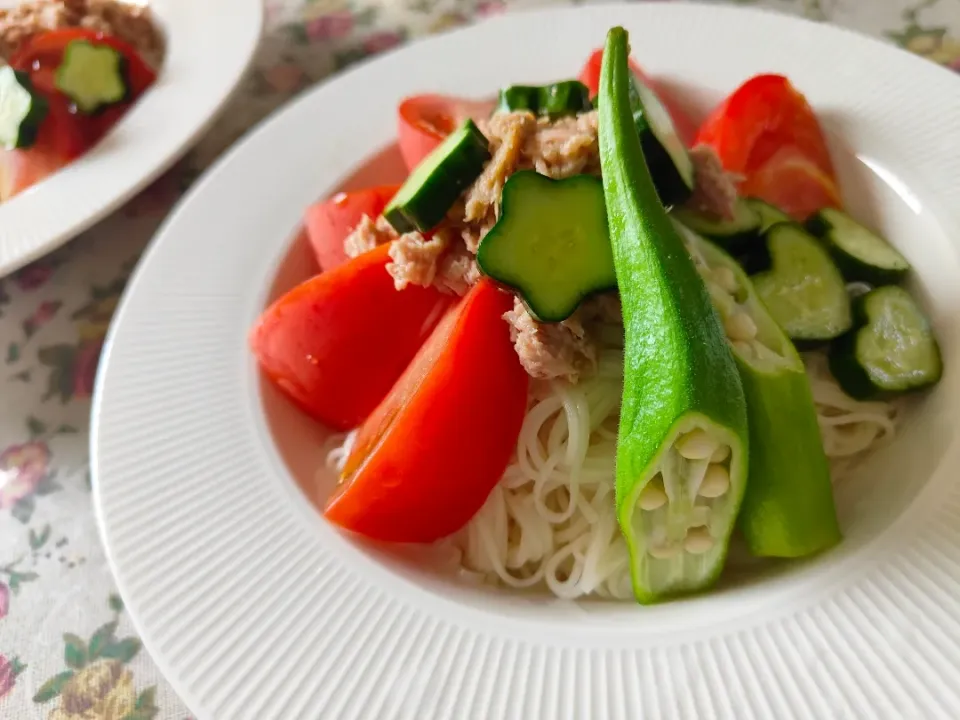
[0,0,262,275]
[92,4,960,718]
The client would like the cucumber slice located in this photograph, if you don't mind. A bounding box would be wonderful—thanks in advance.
[384,119,490,233]
[476,171,614,322]
[539,81,592,117]
[496,81,592,118]
[672,198,762,255]
[745,198,791,232]
[629,75,695,207]
[0,66,48,150]
[678,222,840,558]
[829,285,942,399]
[55,40,128,114]
[599,28,749,604]
[806,208,910,286]
[496,85,539,113]
[752,223,852,344]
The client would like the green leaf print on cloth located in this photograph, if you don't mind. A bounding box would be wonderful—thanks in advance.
[33,596,158,720]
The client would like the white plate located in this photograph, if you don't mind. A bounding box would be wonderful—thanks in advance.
[0,0,262,275]
[92,4,960,718]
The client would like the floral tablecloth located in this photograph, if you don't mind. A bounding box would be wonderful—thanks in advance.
[0,0,957,717]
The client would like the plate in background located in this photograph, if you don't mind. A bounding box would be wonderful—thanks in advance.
[0,0,263,275]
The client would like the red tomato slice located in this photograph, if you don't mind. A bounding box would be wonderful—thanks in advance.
[304,184,400,272]
[11,28,156,97]
[249,243,450,431]
[740,146,842,221]
[397,94,495,171]
[577,48,697,146]
[326,279,528,543]
[0,93,90,201]
[694,74,836,180]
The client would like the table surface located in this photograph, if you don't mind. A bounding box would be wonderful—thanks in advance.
[1,0,958,717]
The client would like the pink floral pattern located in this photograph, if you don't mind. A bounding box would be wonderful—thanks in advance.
[13,261,54,292]
[475,1,506,17]
[0,1,958,718]
[0,655,15,701]
[362,30,403,54]
[0,442,50,511]
[306,12,354,41]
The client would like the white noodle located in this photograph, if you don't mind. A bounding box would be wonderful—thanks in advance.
[324,348,898,600]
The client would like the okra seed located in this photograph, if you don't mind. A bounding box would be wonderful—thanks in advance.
[732,340,754,358]
[676,429,718,460]
[713,267,739,295]
[708,284,736,317]
[725,312,758,342]
[710,445,730,463]
[684,528,714,555]
[649,543,680,559]
[638,480,668,511]
[699,465,731,498]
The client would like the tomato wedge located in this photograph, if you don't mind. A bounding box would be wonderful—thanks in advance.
[250,243,450,431]
[326,279,528,543]
[577,48,697,146]
[304,184,400,272]
[694,74,836,180]
[0,93,89,201]
[398,94,495,171]
[741,146,842,221]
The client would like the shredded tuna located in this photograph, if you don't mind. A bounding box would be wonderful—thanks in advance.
[435,243,480,297]
[343,214,397,259]
[503,297,597,383]
[522,111,601,179]
[459,110,600,252]
[362,109,610,380]
[686,145,739,220]
[0,0,163,67]
[386,231,449,291]
[466,111,536,225]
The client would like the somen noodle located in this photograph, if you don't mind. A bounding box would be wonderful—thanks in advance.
[325,337,898,601]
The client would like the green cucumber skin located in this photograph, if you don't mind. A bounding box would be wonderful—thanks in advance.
[540,81,592,118]
[827,332,875,401]
[496,81,592,118]
[746,198,791,233]
[385,119,490,232]
[672,202,764,260]
[599,28,749,603]
[475,171,615,323]
[638,128,692,207]
[626,76,691,207]
[383,206,416,234]
[736,360,841,557]
[0,68,49,150]
[828,288,943,400]
[14,70,48,148]
[828,292,875,399]
[496,86,539,114]
[805,212,909,287]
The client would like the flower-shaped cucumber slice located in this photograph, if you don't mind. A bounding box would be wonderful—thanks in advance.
[476,170,616,322]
